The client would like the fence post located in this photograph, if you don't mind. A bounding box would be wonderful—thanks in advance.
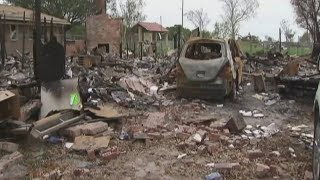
[133,42,136,58]
[140,42,143,60]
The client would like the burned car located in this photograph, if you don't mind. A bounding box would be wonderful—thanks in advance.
[176,38,244,100]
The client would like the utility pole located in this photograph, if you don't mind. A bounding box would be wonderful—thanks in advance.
[182,0,184,28]
[279,28,282,52]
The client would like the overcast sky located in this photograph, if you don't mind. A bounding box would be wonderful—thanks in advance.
[144,0,304,41]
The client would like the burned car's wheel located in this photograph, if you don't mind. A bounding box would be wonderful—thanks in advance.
[314,105,320,180]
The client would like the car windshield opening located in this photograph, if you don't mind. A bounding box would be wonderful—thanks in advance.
[185,42,222,60]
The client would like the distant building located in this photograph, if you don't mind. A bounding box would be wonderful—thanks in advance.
[132,22,169,56]
[132,22,168,44]
[0,4,70,57]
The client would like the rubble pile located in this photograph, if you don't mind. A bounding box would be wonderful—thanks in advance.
[0,44,315,179]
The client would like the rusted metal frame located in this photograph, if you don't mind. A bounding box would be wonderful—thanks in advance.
[50,18,53,41]
[0,15,3,70]
[34,0,42,81]
[1,14,7,68]
[22,12,26,67]
[43,17,47,43]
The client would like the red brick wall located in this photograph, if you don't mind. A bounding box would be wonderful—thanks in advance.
[86,15,122,54]
[66,40,86,57]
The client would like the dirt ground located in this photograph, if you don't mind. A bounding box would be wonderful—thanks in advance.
[2,81,315,180]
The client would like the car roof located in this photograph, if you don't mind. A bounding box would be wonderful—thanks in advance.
[186,37,226,44]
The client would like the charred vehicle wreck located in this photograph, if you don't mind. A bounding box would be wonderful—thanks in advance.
[176,38,244,100]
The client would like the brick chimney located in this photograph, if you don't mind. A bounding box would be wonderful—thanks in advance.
[96,0,106,15]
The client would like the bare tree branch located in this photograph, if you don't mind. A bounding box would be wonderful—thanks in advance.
[186,8,210,35]
[220,0,259,39]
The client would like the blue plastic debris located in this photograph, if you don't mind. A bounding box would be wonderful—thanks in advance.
[48,136,64,144]
[205,172,223,180]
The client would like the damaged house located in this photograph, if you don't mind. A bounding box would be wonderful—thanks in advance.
[132,22,168,56]
[86,0,123,54]
[0,4,70,57]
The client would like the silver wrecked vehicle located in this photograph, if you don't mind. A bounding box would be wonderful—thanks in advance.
[176,38,244,100]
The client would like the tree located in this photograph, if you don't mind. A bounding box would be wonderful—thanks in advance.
[291,0,320,42]
[119,0,146,29]
[5,0,97,24]
[220,0,259,39]
[291,0,320,57]
[299,31,311,43]
[186,8,210,35]
[264,36,274,42]
[167,26,191,41]
[212,22,230,39]
[280,20,296,42]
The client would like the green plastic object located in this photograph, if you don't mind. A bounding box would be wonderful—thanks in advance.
[70,92,81,106]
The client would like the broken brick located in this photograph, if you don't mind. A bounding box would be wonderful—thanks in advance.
[162,132,174,139]
[0,142,19,153]
[206,142,220,155]
[304,171,312,180]
[247,149,264,160]
[87,149,96,161]
[64,122,108,138]
[226,113,246,133]
[208,133,220,142]
[101,147,120,161]
[147,132,162,139]
[256,163,270,178]
[214,163,240,171]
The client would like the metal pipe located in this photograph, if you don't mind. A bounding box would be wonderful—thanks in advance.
[22,11,26,67]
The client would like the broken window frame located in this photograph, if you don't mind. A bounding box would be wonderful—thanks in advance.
[10,24,18,41]
[184,42,223,60]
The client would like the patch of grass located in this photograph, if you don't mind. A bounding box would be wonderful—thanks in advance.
[239,41,312,57]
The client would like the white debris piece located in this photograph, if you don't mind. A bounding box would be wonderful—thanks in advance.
[262,123,279,137]
[289,147,295,153]
[177,154,187,159]
[253,130,261,136]
[252,94,264,101]
[193,134,202,143]
[246,125,253,130]
[217,104,224,108]
[253,113,265,118]
[247,83,251,86]
[228,144,235,149]
[150,86,159,96]
[301,133,314,139]
[241,135,248,139]
[65,143,74,149]
[271,151,281,157]
[265,99,277,106]
[206,163,215,167]
[239,110,253,117]
[245,130,253,135]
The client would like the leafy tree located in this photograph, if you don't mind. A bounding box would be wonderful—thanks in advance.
[167,26,191,41]
[212,22,230,39]
[299,31,311,43]
[5,0,97,24]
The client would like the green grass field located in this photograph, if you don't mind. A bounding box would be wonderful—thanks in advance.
[239,41,312,57]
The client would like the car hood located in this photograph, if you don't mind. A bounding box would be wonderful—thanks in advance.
[179,57,229,82]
